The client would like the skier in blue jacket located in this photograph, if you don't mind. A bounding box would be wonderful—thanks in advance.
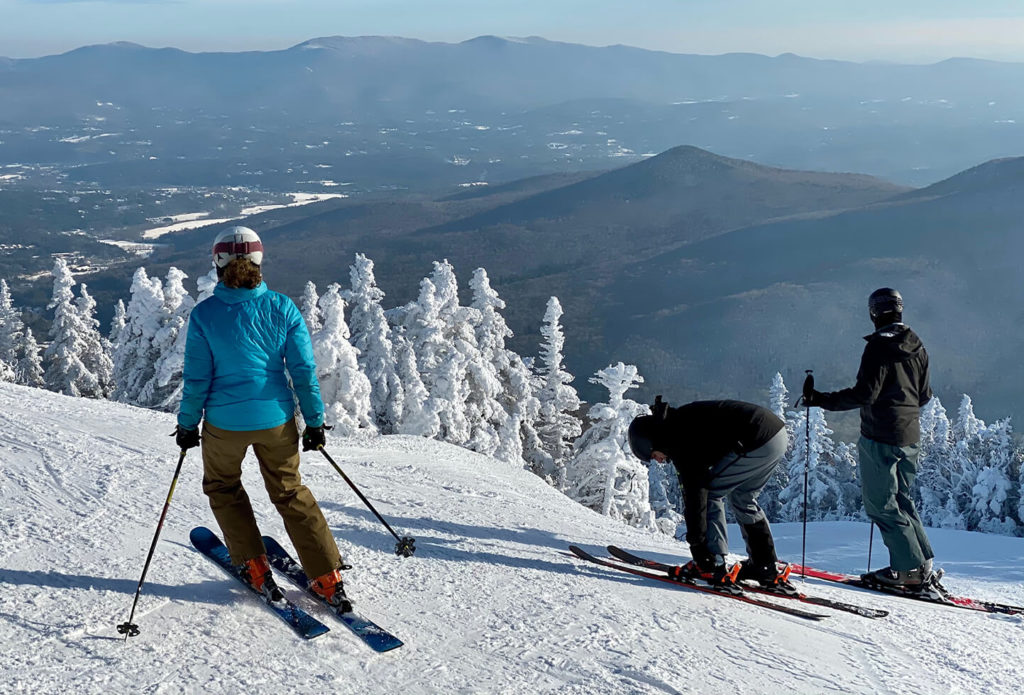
[175,226,349,609]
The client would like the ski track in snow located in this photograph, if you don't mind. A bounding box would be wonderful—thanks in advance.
[1,382,1023,694]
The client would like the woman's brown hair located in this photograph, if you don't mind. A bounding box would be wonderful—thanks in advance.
[219,258,263,289]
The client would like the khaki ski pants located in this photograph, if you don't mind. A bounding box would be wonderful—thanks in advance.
[201,419,341,579]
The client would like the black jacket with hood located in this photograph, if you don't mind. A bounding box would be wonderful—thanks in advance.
[817,323,932,446]
[646,400,784,552]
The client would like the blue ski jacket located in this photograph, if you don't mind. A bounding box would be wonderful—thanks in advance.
[177,281,325,432]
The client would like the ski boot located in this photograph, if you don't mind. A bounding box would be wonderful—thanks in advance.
[241,554,285,602]
[668,560,705,582]
[311,568,353,613]
[738,560,798,596]
[861,564,945,600]
[708,562,743,595]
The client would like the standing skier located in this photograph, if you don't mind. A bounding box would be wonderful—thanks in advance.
[803,287,936,590]
[174,226,350,609]
[628,398,791,594]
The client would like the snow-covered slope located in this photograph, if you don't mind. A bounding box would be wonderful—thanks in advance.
[1,382,1023,694]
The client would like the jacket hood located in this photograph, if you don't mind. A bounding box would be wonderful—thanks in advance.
[863,323,924,362]
[213,281,268,304]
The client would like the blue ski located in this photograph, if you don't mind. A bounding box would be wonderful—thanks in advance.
[262,535,404,653]
[189,526,330,640]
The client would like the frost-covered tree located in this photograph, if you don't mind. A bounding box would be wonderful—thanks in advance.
[759,372,793,520]
[139,268,195,410]
[108,299,127,350]
[564,363,654,529]
[0,280,23,381]
[43,258,101,398]
[196,268,218,303]
[75,284,114,398]
[312,284,374,435]
[917,397,960,527]
[113,268,164,404]
[778,406,847,521]
[300,281,323,335]
[16,327,44,388]
[392,332,441,437]
[347,255,404,433]
[970,418,1019,535]
[469,268,542,467]
[533,297,582,486]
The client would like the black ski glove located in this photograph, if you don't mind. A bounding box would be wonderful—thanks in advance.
[801,372,821,407]
[173,426,200,451]
[302,424,331,451]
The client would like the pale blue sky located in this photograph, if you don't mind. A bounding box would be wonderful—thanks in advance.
[4,0,1024,62]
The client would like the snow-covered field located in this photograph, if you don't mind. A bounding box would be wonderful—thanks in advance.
[1,382,1023,694]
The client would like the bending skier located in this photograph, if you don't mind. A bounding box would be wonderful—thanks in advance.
[628,398,792,594]
[174,225,351,610]
[803,287,936,591]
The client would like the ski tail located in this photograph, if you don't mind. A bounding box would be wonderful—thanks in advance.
[262,535,404,653]
[189,526,329,640]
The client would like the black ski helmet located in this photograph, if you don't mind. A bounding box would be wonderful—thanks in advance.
[868,287,903,321]
[627,415,658,462]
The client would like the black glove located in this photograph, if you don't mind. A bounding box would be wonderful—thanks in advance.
[689,543,718,573]
[302,424,330,451]
[801,371,821,407]
[173,426,200,451]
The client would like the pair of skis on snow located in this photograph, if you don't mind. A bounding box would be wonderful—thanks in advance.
[190,526,402,651]
[570,544,1024,620]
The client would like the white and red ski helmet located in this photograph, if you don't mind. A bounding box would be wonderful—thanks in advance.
[212,226,264,268]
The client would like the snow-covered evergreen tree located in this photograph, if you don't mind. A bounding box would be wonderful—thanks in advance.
[301,281,323,335]
[970,418,1019,535]
[533,296,582,487]
[75,284,114,398]
[564,363,654,529]
[43,258,101,398]
[312,284,374,435]
[112,268,164,405]
[139,268,195,410]
[778,406,847,521]
[0,280,23,382]
[917,397,960,527]
[16,326,44,388]
[196,268,218,304]
[392,332,441,437]
[469,267,542,467]
[108,300,127,351]
[759,372,793,520]
[347,254,404,433]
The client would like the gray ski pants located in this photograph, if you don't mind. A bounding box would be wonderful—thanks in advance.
[705,428,788,557]
[858,436,934,571]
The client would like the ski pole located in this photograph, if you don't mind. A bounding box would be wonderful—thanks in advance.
[316,446,416,557]
[117,449,188,641]
[867,522,875,572]
[800,370,813,579]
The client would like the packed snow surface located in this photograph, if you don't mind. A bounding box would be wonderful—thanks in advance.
[1,382,1022,694]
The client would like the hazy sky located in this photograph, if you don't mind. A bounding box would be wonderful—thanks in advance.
[4,0,1024,63]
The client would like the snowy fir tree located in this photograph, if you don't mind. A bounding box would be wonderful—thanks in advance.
[778,406,848,521]
[196,268,218,304]
[970,418,1019,534]
[43,258,102,398]
[139,268,195,410]
[533,296,582,487]
[74,284,114,398]
[916,397,961,527]
[392,332,441,438]
[300,280,323,335]
[759,372,794,520]
[112,268,164,405]
[312,284,374,435]
[564,363,654,529]
[108,299,127,351]
[0,280,23,381]
[469,267,543,467]
[347,254,404,433]
[16,326,44,389]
